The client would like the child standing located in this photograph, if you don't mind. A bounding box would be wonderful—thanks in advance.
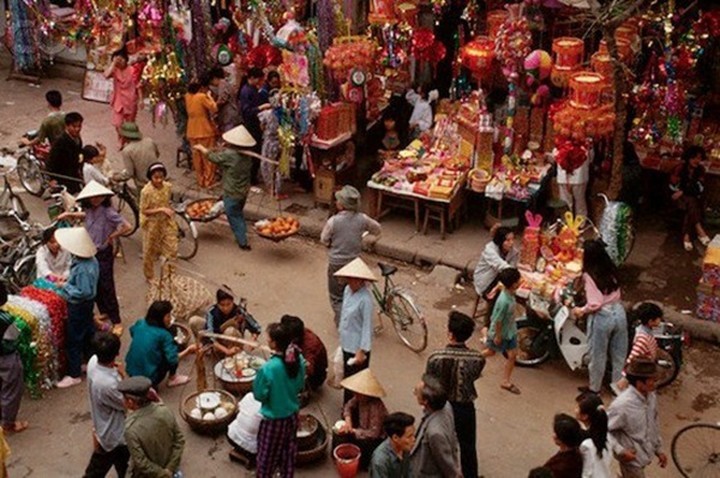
[543,413,584,478]
[81,145,111,186]
[139,163,178,280]
[576,393,612,478]
[482,267,521,394]
[55,227,99,388]
[618,302,662,391]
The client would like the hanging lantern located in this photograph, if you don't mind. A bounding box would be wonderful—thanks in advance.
[551,37,584,87]
[395,2,418,27]
[599,38,632,63]
[487,10,509,39]
[569,71,606,110]
[461,36,495,80]
[591,51,613,78]
[615,22,640,52]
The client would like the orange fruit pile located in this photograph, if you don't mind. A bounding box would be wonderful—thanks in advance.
[257,216,300,237]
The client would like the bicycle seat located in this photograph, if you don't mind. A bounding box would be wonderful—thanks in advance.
[378,262,397,277]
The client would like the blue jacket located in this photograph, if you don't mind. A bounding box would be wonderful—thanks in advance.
[64,256,99,303]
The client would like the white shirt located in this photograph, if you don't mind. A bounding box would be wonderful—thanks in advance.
[83,163,110,186]
[580,437,613,478]
[227,394,263,454]
[406,90,438,132]
[35,244,71,280]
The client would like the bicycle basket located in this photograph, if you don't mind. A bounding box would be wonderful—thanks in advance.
[0,214,24,240]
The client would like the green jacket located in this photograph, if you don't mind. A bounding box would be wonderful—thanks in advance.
[253,354,306,419]
[125,319,178,386]
[125,402,185,477]
[208,149,253,200]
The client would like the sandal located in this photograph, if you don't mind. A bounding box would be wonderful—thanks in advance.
[684,241,693,251]
[501,383,521,395]
[167,375,190,388]
[5,421,28,433]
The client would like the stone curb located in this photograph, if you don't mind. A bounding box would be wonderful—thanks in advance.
[178,187,720,344]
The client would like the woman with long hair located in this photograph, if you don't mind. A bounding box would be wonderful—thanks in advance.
[576,393,612,478]
[572,240,628,395]
[671,145,710,251]
[253,322,306,478]
[125,301,193,388]
[473,225,519,325]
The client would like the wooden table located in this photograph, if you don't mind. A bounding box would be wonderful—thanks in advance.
[367,180,467,238]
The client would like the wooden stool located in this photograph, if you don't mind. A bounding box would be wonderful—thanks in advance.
[423,203,447,239]
[176,146,191,169]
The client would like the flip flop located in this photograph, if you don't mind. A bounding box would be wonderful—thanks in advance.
[5,421,29,433]
[501,383,521,395]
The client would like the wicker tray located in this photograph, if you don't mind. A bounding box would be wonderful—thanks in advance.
[180,390,237,435]
[254,218,300,242]
[185,198,223,223]
[213,355,265,396]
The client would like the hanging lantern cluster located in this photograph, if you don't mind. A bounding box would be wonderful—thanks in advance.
[552,71,616,141]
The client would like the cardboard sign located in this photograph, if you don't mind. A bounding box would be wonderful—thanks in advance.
[82,69,113,104]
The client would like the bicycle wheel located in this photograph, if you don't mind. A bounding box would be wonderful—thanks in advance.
[672,422,720,477]
[175,213,198,260]
[387,290,427,352]
[16,155,45,197]
[514,319,552,366]
[655,348,680,389]
[13,254,36,291]
[115,191,139,236]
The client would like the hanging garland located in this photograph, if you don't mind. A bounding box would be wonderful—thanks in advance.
[10,0,40,72]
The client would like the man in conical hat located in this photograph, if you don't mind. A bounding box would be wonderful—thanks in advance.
[193,125,256,251]
[334,257,378,404]
[55,227,100,389]
[336,368,389,469]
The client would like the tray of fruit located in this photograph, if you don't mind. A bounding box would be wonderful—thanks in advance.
[185,198,223,222]
[254,216,300,242]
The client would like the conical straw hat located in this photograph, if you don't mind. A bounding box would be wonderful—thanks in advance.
[222,125,257,148]
[333,258,377,282]
[76,180,114,201]
[55,227,97,258]
[340,369,386,398]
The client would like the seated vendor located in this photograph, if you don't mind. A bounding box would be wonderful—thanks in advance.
[227,393,263,469]
[336,368,388,469]
[35,227,71,283]
[281,315,328,391]
[189,288,262,356]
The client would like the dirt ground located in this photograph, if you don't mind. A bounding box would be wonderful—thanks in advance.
[0,56,718,477]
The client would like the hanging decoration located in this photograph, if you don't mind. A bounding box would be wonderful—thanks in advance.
[461,36,495,81]
[551,37,584,87]
[494,3,532,154]
[9,0,41,72]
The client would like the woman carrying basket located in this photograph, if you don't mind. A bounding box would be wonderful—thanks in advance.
[193,125,256,251]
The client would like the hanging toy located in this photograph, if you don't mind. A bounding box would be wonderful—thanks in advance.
[598,194,634,266]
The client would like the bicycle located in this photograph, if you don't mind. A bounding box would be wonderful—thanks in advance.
[110,178,140,237]
[15,131,50,197]
[371,262,427,352]
[0,209,47,293]
[671,421,720,477]
[0,154,29,219]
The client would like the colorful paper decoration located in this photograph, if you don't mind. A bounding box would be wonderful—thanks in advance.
[461,36,495,80]
[568,72,607,110]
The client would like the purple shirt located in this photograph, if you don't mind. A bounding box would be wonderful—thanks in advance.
[84,205,124,251]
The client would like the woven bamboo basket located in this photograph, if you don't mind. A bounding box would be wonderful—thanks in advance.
[180,390,237,435]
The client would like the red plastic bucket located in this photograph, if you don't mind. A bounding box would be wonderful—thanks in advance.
[333,443,361,478]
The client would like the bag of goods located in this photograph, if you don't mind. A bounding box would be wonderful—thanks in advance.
[520,211,543,267]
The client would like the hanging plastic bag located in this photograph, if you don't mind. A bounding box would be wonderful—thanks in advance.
[328,346,344,389]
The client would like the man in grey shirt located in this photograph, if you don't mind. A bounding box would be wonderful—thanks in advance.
[118,122,160,189]
[608,358,668,477]
[321,186,381,326]
[84,332,129,478]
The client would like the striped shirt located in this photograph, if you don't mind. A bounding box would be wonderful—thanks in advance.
[627,325,658,363]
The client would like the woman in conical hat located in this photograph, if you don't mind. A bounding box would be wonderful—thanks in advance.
[334,257,378,404]
[193,124,258,251]
[55,227,100,389]
[335,368,388,469]
[58,180,131,326]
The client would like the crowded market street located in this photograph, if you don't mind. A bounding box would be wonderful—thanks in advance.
[0,61,719,477]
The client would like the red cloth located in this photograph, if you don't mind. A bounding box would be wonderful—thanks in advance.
[300,328,328,390]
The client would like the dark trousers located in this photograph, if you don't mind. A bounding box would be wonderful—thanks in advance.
[342,350,370,404]
[328,262,350,327]
[451,401,478,478]
[96,246,121,324]
[680,196,703,237]
[83,444,130,478]
[67,300,96,378]
[151,360,178,389]
[0,352,24,427]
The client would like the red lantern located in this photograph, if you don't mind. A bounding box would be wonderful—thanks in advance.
[461,36,495,79]
[551,37,584,87]
[591,52,613,78]
[569,72,606,110]
[599,38,632,62]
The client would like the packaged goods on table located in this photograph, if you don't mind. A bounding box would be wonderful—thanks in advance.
[696,235,720,322]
